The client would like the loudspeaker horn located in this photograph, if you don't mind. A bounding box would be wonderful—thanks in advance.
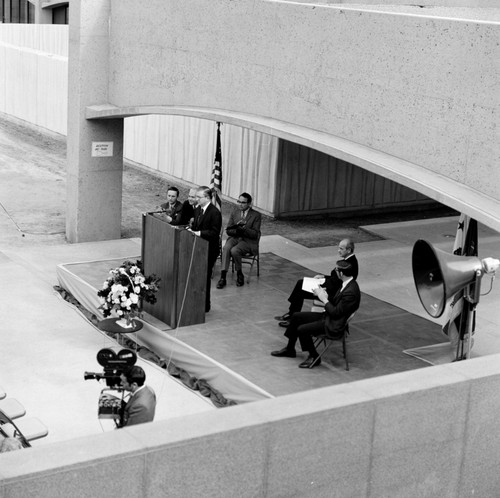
[412,239,482,318]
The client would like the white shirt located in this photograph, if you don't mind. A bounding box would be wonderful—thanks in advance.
[340,277,353,293]
[131,384,145,398]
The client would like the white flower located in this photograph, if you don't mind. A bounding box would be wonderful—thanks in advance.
[130,293,139,304]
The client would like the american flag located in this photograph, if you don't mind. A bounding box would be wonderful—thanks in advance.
[210,122,222,211]
[442,214,478,359]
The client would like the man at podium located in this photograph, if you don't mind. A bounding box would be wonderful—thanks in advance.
[189,186,222,312]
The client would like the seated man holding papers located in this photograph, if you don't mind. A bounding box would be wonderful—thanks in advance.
[274,238,358,327]
[271,260,361,368]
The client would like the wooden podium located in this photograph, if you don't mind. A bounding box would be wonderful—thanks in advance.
[141,213,208,328]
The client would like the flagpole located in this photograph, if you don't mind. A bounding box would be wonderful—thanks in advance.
[463,271,483,359]
[210,121,222,212]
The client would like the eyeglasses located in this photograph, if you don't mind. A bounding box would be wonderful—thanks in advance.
[237,201,248,204]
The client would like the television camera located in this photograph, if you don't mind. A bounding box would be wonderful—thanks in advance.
[84,347,137,389]
[84,347,137,425]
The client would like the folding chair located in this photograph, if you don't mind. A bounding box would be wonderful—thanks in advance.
[231,235,260,284]
[0,416,48,447]
[0,398,26,419]
[309,312,356,370]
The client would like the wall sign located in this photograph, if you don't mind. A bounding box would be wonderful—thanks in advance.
[92,142,114,157]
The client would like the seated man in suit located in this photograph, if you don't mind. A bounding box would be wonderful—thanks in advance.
[157,186,183,224]
[188,186,223,312]
[216,192,262,288]
[271,260,360,368]
[275,238,358,327]
[170,187,197,227]
[117,366,156,427]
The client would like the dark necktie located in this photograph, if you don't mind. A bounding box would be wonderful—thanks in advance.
[197,210,204,227]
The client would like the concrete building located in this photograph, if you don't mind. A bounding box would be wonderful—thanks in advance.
[1,1,500,496]
[1,0,447,228]
[0,0,68,24]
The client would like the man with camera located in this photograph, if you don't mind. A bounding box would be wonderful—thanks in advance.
[117,366,156,427]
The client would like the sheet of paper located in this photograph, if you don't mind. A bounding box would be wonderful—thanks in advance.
[302,277,325,293]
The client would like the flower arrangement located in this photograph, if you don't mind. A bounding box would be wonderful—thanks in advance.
[97,260,160,325]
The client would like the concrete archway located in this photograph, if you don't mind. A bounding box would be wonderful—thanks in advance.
[67,1,500,241]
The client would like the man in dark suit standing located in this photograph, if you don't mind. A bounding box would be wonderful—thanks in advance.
[275,238,358,327]
[271,260,361,368]
[117,366,156,427]
[216,192,261,288]
[189,186,222,312]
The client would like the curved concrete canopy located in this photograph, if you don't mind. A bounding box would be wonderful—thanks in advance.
[87,104,500,233]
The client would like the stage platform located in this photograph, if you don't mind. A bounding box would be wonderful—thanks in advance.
[56,252,448,398]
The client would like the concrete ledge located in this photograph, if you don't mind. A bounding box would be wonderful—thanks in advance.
[2,354,500,497]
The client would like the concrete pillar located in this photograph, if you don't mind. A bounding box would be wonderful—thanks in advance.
[31,0,53,24]
[66,0,124,243]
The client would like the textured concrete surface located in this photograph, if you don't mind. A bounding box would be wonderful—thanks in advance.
[101,1,500,230]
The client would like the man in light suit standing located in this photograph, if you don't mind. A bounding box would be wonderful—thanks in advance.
[118,366,156,427]
[216,192,261,288]
[271,260,361,368]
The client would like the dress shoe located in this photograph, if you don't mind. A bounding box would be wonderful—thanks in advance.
[271,347,296,358]
[279,320,290,328]
[236,274,245,287]
[216,278,226,289]
[274,312,291,321]
[299,356,321,368]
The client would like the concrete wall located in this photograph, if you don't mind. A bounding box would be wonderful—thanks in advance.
[0,24,280,216]
[103,1,500,231]
[1,354,500,497]
[0,24,68,134]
